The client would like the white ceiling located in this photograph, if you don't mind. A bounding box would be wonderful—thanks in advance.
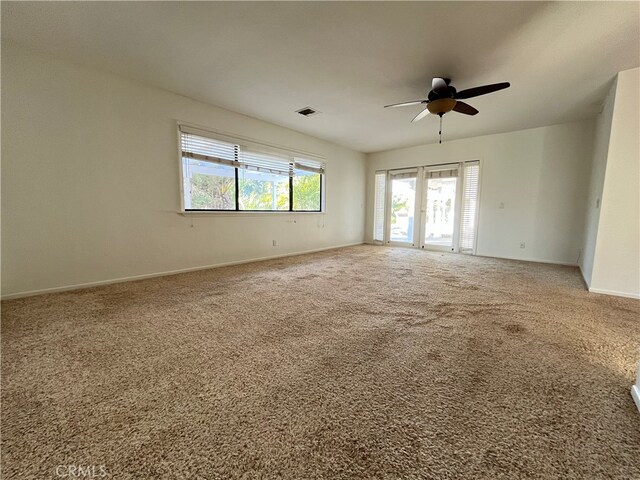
[2,2,639,153]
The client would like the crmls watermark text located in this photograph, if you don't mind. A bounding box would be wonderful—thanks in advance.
[55,465,108,478]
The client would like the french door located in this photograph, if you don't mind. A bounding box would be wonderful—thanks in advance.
[386,169,418,246]
[374,161,480,254]
[420,166,461,251]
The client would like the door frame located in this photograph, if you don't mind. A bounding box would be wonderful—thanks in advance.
[385,168,419,247]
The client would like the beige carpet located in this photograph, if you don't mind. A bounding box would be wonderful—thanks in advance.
[2,245,639,479]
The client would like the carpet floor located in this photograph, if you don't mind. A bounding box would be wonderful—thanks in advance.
[2,245,639,479]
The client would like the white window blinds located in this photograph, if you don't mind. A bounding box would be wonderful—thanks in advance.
[460,161,480,252]
[239,149,291,176]
[180,126,325,176]
[374,172,386,242]
[294,158,325,175]
[425,167,459,179]
[181,132,239,167]
[389,169,417,180]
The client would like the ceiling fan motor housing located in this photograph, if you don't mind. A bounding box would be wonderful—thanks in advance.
[427,84,456,100]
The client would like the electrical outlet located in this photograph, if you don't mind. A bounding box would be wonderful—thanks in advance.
[272,240,278,247]
[520,242,526,249]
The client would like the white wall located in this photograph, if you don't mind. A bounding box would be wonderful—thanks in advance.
[633,362,640,412]
[580,79,617,286]
[366,120,595,265]
[1,43,366,297]
[590,68,640,298]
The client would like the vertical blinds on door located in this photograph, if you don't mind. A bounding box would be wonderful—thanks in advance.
[373,172,386,242]
[460,161,480,251]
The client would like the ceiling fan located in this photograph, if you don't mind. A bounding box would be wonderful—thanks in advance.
[384,77,510,142]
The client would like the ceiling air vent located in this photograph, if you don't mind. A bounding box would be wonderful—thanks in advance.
[296,107,320,117]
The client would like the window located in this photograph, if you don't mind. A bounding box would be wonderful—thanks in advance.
[180,126,325,212]
[185,160,236,210]
[238,169,290,211]
[238,149,291,211]
[293,159,322,212]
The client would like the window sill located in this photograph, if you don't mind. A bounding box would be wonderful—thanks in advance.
[178,210,325,216]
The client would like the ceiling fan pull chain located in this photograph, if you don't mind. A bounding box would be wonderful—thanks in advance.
[439,114,443,144]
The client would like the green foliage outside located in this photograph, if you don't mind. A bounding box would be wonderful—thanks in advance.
[190,171,321,211]
[391,194,408,225]
[293,174,321,211]
[190,173,235,209]
[239,177,289,210]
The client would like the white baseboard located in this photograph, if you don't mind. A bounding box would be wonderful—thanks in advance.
[1,242,364,300]
[632,385,640,413]
[475,253,578,267]
[372,244,579,266]
[588,287,640,300]
[578,264,639,299]
[578,265,590,290]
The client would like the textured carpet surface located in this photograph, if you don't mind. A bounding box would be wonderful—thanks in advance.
[2,245,640,479]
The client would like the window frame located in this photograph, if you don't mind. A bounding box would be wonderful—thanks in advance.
[177,123,325,214]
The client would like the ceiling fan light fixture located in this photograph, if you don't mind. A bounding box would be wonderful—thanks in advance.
[427,98,457,115]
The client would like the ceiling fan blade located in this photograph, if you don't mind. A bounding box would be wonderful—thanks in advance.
[384,100,425,108]
[453,101,479,116]
[411,107,431,123]
[432,77,449,94]
[455,82,510,100]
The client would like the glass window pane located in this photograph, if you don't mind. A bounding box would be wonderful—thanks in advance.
[293,171,321,211]
[239,169,290,211]
[424,177,457,247]
[390,176,416,243]
[183,158,235,210]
